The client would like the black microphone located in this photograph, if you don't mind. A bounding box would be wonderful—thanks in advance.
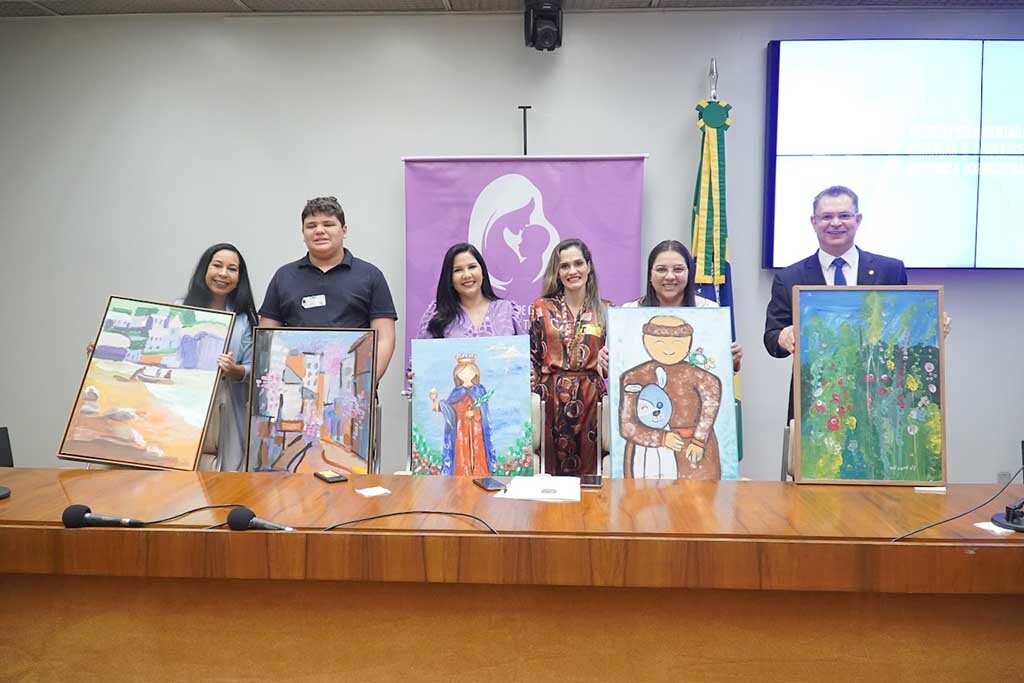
[62,504,144,528]
[226,506,294,532]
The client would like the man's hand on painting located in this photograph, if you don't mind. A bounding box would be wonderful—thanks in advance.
[778,325,795,354]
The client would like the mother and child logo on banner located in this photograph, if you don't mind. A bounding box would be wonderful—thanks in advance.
[403,156,645,358]
[404,156,743,481]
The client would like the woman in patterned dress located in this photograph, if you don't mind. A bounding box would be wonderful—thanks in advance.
[530,239,608,476]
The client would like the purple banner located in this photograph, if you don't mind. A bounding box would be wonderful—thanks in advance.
[404,156,644,359]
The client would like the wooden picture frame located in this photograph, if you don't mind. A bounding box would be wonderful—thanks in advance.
[793,286,946,485]
[245,327,378,475]
[59,296,235,471]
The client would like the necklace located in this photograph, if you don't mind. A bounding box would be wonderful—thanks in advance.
[555,295,587,364]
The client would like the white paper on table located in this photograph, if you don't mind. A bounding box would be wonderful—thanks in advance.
[355,486,391,498]
[493,476,581,503]
[974,521,1015,536]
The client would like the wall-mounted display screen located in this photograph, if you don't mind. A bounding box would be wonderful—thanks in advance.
[763,39,1024,269]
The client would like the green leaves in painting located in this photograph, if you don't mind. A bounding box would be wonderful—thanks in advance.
[800,291,942,481]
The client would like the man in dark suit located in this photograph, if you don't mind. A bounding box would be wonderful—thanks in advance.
[764,185,913,420]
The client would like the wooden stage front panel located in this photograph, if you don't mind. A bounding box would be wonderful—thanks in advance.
[1,468,1023,680]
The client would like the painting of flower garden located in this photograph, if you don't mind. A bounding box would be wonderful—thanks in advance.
[794,286,945,485]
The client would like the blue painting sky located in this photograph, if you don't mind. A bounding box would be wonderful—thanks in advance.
[411,336,532,455]
[798,289,940,365]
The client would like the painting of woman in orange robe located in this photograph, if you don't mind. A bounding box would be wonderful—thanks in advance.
[430,355,496,475]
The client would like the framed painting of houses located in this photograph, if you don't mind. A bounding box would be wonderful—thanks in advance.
[793,286,946,485]
[607,307,739,480]
[410,336,533,476]
[246,327,377,474]
[59,296,235,470]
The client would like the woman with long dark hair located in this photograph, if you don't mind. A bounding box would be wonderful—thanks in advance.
[84,243,258,471]
[618,240,742,372]
[529,238,608,476]
[633,240,698,308]
[181,243,259,471]
[414,243,528,339]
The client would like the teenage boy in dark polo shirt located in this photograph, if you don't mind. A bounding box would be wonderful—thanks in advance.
[260,196,397,382]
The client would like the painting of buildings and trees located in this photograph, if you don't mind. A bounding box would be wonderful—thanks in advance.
[247,328,376,474]
[60,297,234,470]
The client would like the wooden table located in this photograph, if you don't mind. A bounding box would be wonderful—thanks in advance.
[1,468,1022,681]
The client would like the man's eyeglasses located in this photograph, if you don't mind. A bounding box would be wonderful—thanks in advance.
[814,213,857,224]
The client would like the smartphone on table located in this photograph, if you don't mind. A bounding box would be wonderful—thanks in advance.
[473,477,506,492]
[314,469,348,483]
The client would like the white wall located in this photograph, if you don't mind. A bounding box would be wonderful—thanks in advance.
[2,9,1022,482]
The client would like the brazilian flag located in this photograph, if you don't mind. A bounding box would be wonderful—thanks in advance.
[691,99,743,460]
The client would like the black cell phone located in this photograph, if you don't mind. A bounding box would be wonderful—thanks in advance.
[580,474,603,489]
[314,469,348,483]
[473,477,506,492]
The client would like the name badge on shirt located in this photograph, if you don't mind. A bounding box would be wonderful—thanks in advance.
[301,294,327,309]
[581,324,603,337]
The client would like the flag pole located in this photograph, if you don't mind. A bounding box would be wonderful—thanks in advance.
[691,60,742,461]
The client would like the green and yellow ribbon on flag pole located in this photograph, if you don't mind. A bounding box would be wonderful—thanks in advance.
[691,98,743,461]
[692,99,731,290]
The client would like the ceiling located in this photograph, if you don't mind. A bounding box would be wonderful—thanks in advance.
[2,0,1023,17]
